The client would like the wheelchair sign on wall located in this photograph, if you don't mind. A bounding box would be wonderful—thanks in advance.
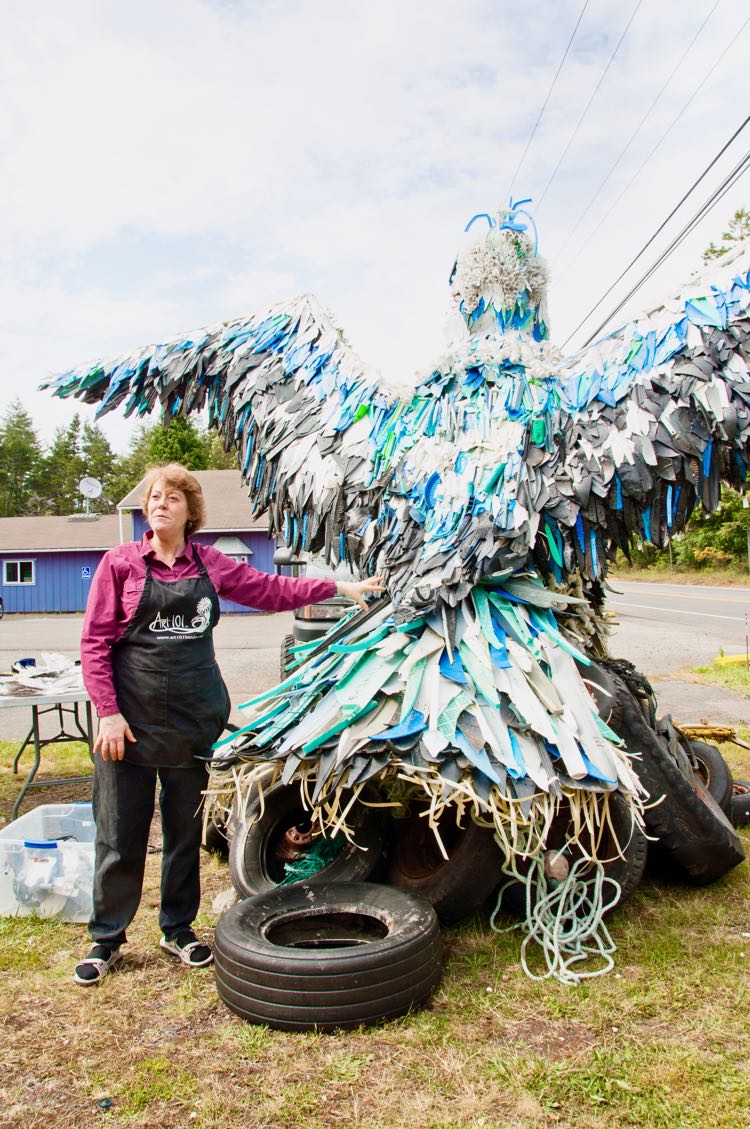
[81,567,91,580]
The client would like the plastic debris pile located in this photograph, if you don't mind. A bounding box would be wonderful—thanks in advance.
[0,653,84,697]
[211,572,643,860]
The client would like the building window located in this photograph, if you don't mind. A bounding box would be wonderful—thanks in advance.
[231,554,249,564]
[3,559,35,585]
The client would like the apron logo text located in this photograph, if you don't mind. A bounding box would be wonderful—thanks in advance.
[149,596,212,637]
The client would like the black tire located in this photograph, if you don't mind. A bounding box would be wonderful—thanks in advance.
[280,633,295,680]
[228,772,387,899]
[686,739,733,815]
[730,780,750,828]
[501,791,647,917]
[607,672,745,884]
[213,882,442,1031]
[387,806,504,924]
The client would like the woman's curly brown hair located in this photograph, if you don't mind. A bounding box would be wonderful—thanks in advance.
[141,463,207,537]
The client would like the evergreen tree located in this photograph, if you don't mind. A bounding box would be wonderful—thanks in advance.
[80,421,119,512]
[0,400,45,516]
[703,208,750,263]
[38,414,85,514]
[106,417,238,507]
[146,416,209,470]
[202,427,237,469]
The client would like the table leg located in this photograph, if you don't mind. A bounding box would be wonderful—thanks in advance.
[85,701,94,757]
[12,705,42,821]
[71,701,93,746]
[12,725,34,774]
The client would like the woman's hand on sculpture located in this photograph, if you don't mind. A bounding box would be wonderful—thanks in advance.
[95,712,136,761]
[335,575,386,610]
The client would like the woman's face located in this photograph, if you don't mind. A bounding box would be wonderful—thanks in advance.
[147,479,190,539]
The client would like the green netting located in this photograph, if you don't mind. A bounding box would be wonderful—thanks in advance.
[279,834,346,886]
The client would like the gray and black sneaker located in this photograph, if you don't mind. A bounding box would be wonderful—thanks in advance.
[160,930,213,967]
[73,944,123,986]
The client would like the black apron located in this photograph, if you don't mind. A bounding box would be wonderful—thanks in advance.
[112,546,230,767]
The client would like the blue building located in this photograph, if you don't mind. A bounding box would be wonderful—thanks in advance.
[0,513,121,613]
[0,470,275,615]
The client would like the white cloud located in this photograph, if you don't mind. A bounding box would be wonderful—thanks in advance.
[0,0,747,449]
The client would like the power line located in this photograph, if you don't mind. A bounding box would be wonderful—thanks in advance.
[578,149,750,347]
[561,114,750,348]
[505,0,590,203]
[567,143,750,349]
[536,0,643,210]
[553,1,720,261]
[640,156,749,280]
[557,14,750,283]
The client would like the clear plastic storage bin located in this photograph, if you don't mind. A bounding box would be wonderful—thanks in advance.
[0,803,95,922]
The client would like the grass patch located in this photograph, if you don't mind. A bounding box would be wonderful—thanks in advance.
[522,1042,748,1128]
[117,1053,199,1116]
[0,913,76,972]
[0,739,92,826]
[0,854,748,1129]
[611,566,750,586]
[693,659,750,698]
[0,750,748,1127]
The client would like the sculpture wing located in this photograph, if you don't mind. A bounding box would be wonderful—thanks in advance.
[41,288,568,603]
[42,294,407,570]
[543,245,750,580]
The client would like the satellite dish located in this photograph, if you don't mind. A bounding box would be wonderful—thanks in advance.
[78,477,103,515]
[79,477,103,499]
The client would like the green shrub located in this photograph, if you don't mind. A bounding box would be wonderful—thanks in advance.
[618,488,750,572]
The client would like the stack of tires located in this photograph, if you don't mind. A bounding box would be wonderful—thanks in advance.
[210,766,450,1030]
[603,667,746,885]
[206,665,747,1031]
[214,883,442,1031]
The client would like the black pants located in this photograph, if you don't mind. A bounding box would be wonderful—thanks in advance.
[90,757,208,948]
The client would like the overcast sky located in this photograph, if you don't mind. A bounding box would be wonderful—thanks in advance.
[1,0,747,453]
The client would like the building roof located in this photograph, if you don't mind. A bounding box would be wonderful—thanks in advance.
[211,535,255,556]
[0,514,121,553]
[118,469,267,532]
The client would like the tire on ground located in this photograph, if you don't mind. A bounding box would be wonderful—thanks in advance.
[387,805,504,924]
[202,810,229,857]
[228,770,388,899]
[607,672,745,884]
[213,881,442,1031]
[730,780,750,828]
[684,739,733,815]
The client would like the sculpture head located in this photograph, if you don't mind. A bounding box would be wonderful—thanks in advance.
[449,199,550,341]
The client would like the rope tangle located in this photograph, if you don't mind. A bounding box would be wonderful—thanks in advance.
[491,854,622,985]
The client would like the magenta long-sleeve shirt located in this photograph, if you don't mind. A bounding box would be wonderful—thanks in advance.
[80,533,336,717]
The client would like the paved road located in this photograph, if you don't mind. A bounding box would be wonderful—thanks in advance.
[2,581,750,742]
[607,579,750,671]
[607,579,750,724]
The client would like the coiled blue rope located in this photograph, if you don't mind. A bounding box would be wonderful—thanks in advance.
[491,855,621,984]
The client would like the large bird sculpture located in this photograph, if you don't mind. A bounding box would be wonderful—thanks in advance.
[44,205,750,891]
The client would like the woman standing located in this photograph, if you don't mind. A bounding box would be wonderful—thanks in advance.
[74,462,382,986]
